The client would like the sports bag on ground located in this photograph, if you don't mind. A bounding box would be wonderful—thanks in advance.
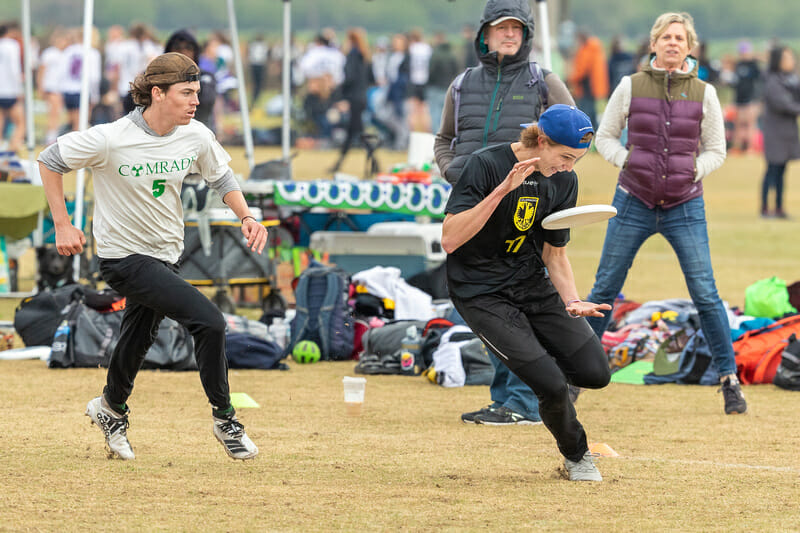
[288,265,355,361]
[773,334,800,391]
[733,314,800,384]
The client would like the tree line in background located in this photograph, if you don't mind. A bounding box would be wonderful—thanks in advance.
[0,0,795,41]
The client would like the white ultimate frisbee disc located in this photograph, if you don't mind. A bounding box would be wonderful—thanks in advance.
[540,204,617,230]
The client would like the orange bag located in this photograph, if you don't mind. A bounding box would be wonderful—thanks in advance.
[733,315,800,384]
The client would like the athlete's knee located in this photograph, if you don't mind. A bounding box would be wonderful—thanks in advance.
[571,336,611,389]
[513,358,567,399]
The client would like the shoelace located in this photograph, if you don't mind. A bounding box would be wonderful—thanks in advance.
[97,412,129,438]
[569,454,599,472]
[217,418,244,439]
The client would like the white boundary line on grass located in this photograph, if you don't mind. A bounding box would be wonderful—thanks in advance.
[620,456,800,474]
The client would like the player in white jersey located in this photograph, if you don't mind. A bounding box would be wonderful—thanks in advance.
[37,28,68,144]
[0,23,24,151]
[37,53,265,461]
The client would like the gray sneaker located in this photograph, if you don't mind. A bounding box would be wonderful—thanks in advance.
[564,451,602,481]
[85,396,135,460]
[719,376,747,414]
[213,414,259,460]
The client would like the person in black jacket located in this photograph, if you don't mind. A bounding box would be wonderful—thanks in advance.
[330,27,373,173]
[164,29,218,131]
[434,0,576,428]
[760,45,800,218]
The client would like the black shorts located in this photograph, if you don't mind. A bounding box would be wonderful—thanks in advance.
[450,283,596,371]
[0,97,17,110]
[408,84,426,101]
[63,93,81,110]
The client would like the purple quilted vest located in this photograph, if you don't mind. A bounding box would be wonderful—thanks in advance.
[619,62,706,209]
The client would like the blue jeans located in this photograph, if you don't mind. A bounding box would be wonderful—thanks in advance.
[586,188,737,377]
[489,353,541,420]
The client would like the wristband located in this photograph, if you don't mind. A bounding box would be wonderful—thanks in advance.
[241,215,258,224]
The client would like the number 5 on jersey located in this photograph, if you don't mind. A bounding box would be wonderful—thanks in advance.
[152,179,166,198]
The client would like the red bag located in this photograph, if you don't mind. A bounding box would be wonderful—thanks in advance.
[733,315,800,384]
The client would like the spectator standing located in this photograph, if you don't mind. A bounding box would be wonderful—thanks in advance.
[119,23,162,114]
[607,36,636,90]
[567,30,609,129]
[730,40,762,153]
[0,22,24,151]
[165,29,217,131]
[59,27,103,132]
[385,32,410,150]
[247,34,269,108]
[330,27,373,173]
[103,25,127,118]
[460,24,478,69]
[694,40,720,84]
[434,0,576,427]
[426,31,460,135]
[407,28,432,133]
[38,27,68,144]
[585,12,747,416]
[760,45,800,219]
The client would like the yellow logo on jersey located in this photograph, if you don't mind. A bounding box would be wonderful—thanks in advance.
[514,197,539,231]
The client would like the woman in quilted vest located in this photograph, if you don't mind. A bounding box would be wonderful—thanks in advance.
[585,12,748,415]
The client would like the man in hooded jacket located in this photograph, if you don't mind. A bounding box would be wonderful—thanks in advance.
[434,0,578,427]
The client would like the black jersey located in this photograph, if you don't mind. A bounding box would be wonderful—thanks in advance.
[445,143,578,299]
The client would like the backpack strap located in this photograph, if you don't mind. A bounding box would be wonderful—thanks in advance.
[527,62,549,114]
[450,67,473,150]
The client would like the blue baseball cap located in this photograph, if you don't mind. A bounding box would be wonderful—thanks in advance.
[520,104,594,149]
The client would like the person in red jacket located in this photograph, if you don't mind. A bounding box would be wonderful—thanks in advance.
[567,31,609,129]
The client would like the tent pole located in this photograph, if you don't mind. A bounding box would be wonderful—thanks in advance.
[281,0,291,164]
[226,0,254,172]
[72,0,93,281]
[21,0,43,248]
[535,0,552,70]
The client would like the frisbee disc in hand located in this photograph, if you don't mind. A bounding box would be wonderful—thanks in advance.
[540,204,617,230]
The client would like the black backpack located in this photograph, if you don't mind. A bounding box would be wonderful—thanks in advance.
[288,265,355,361]
[774,333,800,391]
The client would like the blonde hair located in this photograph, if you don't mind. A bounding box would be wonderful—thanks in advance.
[650,12,698,52]
[518,125,593,149]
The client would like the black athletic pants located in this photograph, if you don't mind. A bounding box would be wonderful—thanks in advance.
[450,284,610,462]
[99,255,231,411]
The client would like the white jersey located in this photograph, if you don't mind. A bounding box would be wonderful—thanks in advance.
[117,39,162,96]
[59,43,102,101]
[39,46,63,93]
[0,37,22,98]
[56,115,232,263]
[408,41,432,85]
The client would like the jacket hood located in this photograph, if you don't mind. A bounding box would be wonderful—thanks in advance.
[475,0,534,67]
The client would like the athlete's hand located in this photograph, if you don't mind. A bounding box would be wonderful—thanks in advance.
[504,157,540,191]
[241,218,268,254]
[55,224,86,256]
[566,300,612,318]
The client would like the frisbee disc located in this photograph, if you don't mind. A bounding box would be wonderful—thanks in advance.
[541,204,617,230]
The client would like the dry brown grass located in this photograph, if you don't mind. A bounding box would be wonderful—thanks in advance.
[0,358,798,532]
[1,148,800,531]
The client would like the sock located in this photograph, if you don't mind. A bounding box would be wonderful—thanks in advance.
[213,405,235,419]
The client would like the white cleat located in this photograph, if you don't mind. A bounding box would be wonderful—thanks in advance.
[213,415,258,460]
[85,397,135,460]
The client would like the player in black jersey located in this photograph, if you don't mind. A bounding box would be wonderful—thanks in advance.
[441,105,611,481]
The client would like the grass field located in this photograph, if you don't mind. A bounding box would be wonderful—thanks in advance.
[1,148,800,531]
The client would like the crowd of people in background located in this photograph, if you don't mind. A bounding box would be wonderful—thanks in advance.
[1,18,799,217]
